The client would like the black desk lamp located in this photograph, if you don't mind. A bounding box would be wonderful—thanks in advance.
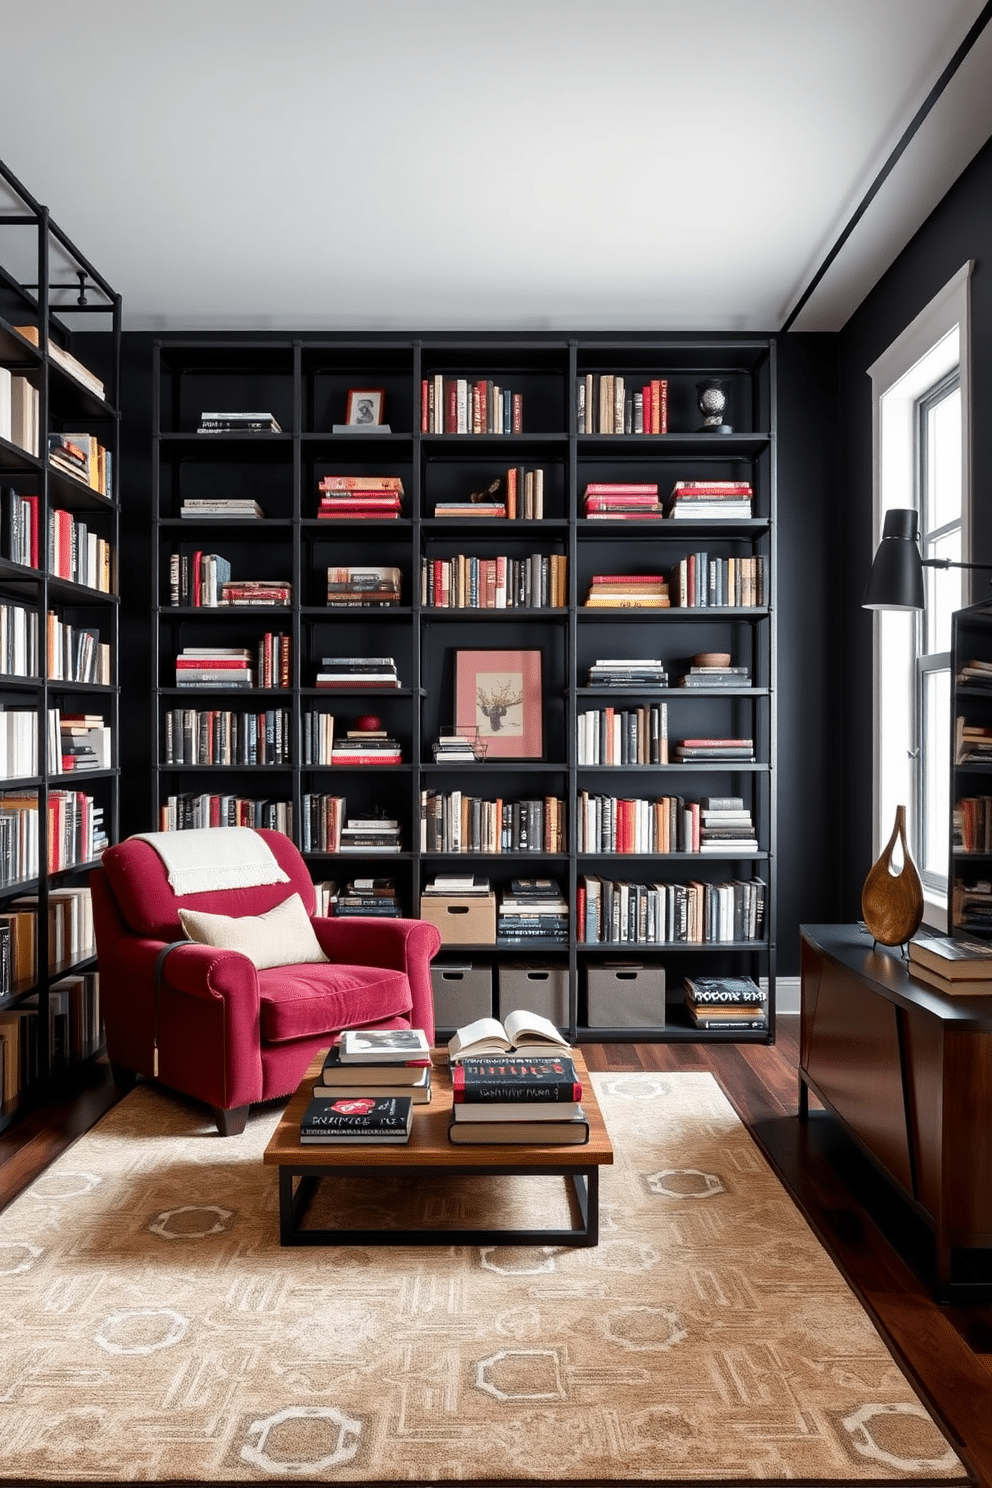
[863,508,992,609]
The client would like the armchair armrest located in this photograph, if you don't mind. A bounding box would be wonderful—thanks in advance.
[310,915,441,1045]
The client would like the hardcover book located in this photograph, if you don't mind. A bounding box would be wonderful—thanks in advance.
[338,1027,430,1063]
[452,1056,580,1102]
[299,1094,413,1143]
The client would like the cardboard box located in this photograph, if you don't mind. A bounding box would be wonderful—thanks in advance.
[498,961,569,1024]
[420,893,496,945]
[586,962,666,1027]
[430,962,493,1027]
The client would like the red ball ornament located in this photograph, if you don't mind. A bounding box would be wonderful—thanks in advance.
[354,714,382,732]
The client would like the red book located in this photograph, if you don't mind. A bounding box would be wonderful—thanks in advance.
[512,393,523,432]
[420,379,429,433]
[447,381,458,434]
[584,483,659,496]
[319,476,404,492]
[679,738,753,747]
[590,574,664,584]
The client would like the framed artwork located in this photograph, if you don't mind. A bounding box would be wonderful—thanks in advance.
[345,388,385,426]
[454,649,543,760]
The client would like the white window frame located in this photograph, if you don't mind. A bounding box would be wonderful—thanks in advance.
[867,262,973,928]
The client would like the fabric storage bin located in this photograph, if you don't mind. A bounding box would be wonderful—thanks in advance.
[586,962,666,1027]
[420,893,497,945]
[430,962,493,1026]
[498,962,569,1024]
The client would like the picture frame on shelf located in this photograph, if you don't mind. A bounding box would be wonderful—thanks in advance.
[345,388,385,427]
[455,648,543,760]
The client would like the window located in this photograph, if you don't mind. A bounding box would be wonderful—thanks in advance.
[868,264,972,926]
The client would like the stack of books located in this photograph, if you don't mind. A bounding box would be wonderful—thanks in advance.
[585,659,669,688]
[583,574,670,608]
[218,578,292,607]
[338,816,402,853]
[175,647,254,688]
[954,881,992,937]
[196,410,282,433]
[698,797,758,853]
[422,873,490,897]
[330,729,402,765]
[498,879,569,945]
[666,480,753,518]
[58,713,110,772]
[673,737,755,762]
[683,974,767,1030]
[448,1056,589,1144]
[433,732,485,762]
[312,1029,431,1103]
[678,662,750,687]
[332,878,402,918]
[955,717,992,764]
[956,659,992,689]
[315,657,400,690]
[582,482,664,520]
[48,433,111,496]
[180,497,264,518]
[326,566,401,607]
[908,935,992,995]
[317,475,403,519]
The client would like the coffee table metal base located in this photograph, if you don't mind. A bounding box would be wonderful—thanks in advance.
[278,1162,600,1247]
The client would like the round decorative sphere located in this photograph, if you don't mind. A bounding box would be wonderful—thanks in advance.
[354,714,382,732]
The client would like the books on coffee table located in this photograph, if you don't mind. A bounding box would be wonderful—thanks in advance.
[447,1051,588,1145]
[338,1028,430,1063]
[300,1094,414,1144]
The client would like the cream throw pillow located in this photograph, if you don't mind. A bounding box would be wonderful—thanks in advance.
[178,893,329,970]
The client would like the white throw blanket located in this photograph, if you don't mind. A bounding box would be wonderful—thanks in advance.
[130,827,290,896]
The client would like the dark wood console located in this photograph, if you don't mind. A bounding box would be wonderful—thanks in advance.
[800,924,992,1301]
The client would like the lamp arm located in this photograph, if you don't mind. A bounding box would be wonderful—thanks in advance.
[921,558,992,572]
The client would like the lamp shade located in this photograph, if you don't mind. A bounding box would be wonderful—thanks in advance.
[863,508,925,610]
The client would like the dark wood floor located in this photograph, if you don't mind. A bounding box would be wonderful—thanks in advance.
[3,1024,992,1485]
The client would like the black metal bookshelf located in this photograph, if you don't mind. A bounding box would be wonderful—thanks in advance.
[150,334,776,1044]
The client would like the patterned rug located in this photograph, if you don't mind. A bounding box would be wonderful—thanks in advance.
[0,1072,969,1484]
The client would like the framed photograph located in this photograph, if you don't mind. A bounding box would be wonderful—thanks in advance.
[345,388,385,426]
[454,649,543,760]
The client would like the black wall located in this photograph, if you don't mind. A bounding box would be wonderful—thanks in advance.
[835,133,992,920]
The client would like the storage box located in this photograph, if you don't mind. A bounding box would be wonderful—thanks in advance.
[430,962,493,1027]
[586,962,666,1027]
[420,893,496,946]
[498,962,569,1025]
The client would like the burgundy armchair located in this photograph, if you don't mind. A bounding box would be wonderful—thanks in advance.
[90,828,440,1134]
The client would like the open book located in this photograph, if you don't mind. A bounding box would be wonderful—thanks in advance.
[447,1008,571,1062]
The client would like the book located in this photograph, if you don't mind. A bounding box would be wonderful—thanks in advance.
[907,961,992,996]
[447,1113,589,1145]
[300,1094,413,1143]
[452,1097,582,1121]
[908,935,992,979]
[447,1008,570,1062]
[683,976,765,1007]
[317,1043,430,1084]
[452,1056,580,1102]
[337,1027,430,1063]
[313,1067,432,1102]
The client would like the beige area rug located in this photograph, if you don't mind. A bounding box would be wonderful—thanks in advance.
[0,1073,969,1485]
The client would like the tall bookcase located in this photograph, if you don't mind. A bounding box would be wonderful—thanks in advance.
[950,600,992,936]
[151,334,775,1043]
[0,160,121,1129]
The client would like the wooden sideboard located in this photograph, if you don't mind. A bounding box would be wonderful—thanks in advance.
[800,924,992,1301]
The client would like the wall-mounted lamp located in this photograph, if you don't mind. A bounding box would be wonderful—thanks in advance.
[863,508,992,610]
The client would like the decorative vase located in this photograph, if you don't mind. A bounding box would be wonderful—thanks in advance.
[861,804,924,948]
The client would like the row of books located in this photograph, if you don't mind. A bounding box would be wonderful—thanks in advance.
[420,378,524,435]
[157,796,294,833]
[419,794,565,855]
[162,708,293,766]
[173,635,291,689]
[954,795,992,853]
[0,885,94,997]
[318,475,403,520]
[0,369,39,456]
[577,375,667,436]
[420,553,567,609]
[576,704,669,766]
[14,325,106,401]
[169,553,291,608]
[0,971,102,1111]
[578,874,767,945]
[670,553,767,607]
[577,793,758,855]
[1,488,39,567]
[48,434,113,499]
[0,710,39,779]
[0,789,106,881]
[47,614,110,686]
[49,509,114,592]
[0,603,39,678]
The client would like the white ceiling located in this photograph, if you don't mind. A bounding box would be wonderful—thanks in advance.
[2,0,991,334]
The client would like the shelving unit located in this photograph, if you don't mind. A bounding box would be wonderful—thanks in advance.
[0,160,120,1128]
[151,335,775,1043]
[950,600,992,937]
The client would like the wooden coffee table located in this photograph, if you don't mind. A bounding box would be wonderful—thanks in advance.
[263,1048,613,1247]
